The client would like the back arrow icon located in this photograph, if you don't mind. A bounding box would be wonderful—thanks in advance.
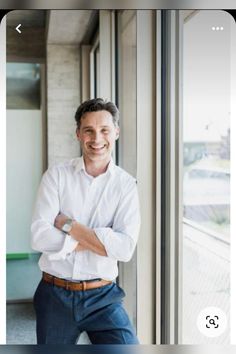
[16,24,22,33]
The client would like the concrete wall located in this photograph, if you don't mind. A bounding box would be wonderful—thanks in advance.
[47,44,81,166]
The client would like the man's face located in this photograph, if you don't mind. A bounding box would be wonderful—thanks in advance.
[76,110,119,164]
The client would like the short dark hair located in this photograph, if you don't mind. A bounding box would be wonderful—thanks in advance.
[75,98,119,129]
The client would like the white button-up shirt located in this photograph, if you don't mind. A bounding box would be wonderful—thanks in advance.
[31,157,140,281]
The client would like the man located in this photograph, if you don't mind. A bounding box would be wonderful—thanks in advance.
[31,98,140,344]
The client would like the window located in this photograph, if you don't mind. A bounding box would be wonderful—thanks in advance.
[116,10,137,328]
[7,63,41,109]
[117,10,137,177]
[181,10,231,344]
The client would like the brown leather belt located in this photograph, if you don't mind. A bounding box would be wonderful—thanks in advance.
[43,272,112,291]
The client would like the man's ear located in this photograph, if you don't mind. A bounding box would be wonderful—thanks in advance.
[76,127,80,140]
[115,127,120,140]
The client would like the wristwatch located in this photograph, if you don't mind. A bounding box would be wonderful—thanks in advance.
[61,218,74,234]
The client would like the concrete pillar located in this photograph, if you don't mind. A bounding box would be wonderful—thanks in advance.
[47,44,81,166]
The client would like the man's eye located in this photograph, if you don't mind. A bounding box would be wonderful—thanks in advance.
[102,129,109,133]
[85,129,92,133]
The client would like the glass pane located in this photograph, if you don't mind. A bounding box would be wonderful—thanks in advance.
[7,63,41,109]
[182,10,232,344]
[117,10,137,329]
[118,10,137,177]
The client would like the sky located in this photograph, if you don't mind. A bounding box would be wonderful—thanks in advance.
[183,10,233,143]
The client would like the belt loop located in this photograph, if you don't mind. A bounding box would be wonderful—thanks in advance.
[82,281,86,291]
[65,280,69,290]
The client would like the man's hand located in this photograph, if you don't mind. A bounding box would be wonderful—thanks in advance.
[54,213,68,231]
[54,212,107,257]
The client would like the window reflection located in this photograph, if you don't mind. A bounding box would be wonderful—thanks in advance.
[7,63,41,109]
[182,10,231,344]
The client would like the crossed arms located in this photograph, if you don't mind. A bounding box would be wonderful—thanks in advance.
[31,166,140,262]
[54,213,107,256]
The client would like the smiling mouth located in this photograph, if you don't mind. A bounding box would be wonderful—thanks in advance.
[89,145,106,151]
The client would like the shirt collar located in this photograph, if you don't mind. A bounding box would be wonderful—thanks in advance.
[74,156,115,176]
[74,156,85,173]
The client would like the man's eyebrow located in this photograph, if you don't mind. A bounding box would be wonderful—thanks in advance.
[82,125,111,129]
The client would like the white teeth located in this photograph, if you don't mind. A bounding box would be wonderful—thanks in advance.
[90,145,105,149]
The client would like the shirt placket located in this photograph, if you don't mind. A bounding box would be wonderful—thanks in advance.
[72,174,97,279]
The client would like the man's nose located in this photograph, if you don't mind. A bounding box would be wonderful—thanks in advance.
[93,131,102,141]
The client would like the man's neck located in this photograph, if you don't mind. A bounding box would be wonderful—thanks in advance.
[83,156,111,177]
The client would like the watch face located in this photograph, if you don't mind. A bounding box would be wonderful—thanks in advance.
[62,219,73,233]
[62,224,71,233]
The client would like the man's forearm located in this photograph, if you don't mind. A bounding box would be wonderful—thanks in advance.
[54,213,107,257]
[70,222,107,257]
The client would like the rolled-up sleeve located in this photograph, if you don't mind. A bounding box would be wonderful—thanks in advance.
[31,167,77,254]
[94,179,140,262]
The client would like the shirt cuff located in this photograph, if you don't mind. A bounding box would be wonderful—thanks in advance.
[48,234,78,261]
[93,227,114,258]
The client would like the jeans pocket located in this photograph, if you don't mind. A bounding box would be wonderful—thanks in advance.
[114,284,126,299]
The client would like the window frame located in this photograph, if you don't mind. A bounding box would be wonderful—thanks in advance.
[160,10,183,344]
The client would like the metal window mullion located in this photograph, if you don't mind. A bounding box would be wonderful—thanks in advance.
[89,34,99,99]
[155,9,162,345]
[176,11,184,345]
[161,10,171,344]
[161,10,181,344]
[136,10,156,343]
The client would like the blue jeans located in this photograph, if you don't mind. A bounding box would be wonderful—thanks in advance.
[33,279,139,344]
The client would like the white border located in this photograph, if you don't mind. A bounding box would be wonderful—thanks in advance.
[0,15,6,345]
[230,14,236,345]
